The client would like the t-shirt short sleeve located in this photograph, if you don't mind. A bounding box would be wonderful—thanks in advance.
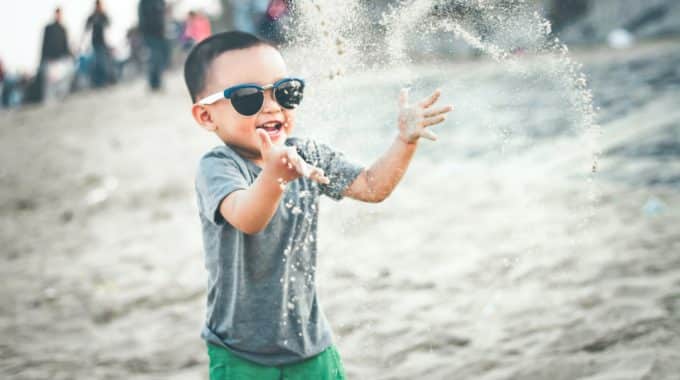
[288,138,364,200]
[195,149,249,225]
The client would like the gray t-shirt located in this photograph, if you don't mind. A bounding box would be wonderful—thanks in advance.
[195,137,363,366]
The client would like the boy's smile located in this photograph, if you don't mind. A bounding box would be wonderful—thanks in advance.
[256,119,286,141]
[193,44,296,164]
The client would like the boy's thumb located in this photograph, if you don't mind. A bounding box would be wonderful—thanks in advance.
[256,129,272,154]
[399,87,410,109]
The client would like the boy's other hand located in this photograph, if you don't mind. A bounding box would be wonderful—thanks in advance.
[256,129,330,188]
[397,88,453,144]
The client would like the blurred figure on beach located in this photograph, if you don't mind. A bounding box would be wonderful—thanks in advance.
[258,0,290,44]
[0,58,29,109]
[224,0,291,44]
[139,0,169,91]
[122,26,145,80]
[40,8,72,66]
[0,57,8,108]
[85,0,115,87]
[182,10,212,50]
[0,58,5,106]
[228,0,262,35]
[28,7,74,103]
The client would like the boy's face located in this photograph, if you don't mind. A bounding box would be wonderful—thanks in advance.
[192,45,295,161]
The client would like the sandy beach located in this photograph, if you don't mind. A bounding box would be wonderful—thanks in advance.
[1,38,679,380]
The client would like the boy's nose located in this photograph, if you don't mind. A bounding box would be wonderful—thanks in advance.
[261,89,282,113]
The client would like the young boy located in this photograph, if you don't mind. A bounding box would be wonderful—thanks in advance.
[185,31,452,379]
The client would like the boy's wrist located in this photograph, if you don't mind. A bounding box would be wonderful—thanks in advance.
[259,166,287,193]
[397,134,419,146]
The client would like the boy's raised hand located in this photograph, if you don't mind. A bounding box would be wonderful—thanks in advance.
[397,88,453,143]
[256,129,330,188]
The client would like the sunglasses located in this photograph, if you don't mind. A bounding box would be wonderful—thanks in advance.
[197,77,305,116]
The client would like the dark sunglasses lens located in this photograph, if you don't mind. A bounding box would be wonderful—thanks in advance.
[275,80,304,109]
[231,88,263,116]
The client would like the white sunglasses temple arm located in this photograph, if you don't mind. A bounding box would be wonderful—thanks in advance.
[197,91,224,105]
[196,81,286,105]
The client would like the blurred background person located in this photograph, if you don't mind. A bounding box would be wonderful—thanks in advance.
[139,0,169,91]
[257,0,291,44]
[85,0,114,87]
[0,57,9,108]
[0,58,5,107]
[225,0,271,35]
[223,0,290,44]
[0,57,28,109]
[121,26,145,81]
[40,7,72,66]
[181,10,212,50]
[26,7,74,104]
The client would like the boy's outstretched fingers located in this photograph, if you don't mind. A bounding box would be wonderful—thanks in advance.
[419,129,438,141]
[285,147,308,176]
[256,129,273,157]
[419,89,441,108]
[422,114,447,127]
[283,147,330,184]
[399,87,410,109]
[423,105,453,118]
[309,168,330,185]
[397,87,452,143]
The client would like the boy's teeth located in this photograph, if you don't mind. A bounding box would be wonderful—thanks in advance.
[259,122,280,129]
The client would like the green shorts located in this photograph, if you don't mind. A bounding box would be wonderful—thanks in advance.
[207,343,347,380]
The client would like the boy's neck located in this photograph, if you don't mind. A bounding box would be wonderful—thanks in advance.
[227,143,264,168]
[249,158,264,168]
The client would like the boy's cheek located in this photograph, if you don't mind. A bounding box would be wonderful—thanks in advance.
[285,112,296,133]
[285,121,295,134]
[209,107,236,128]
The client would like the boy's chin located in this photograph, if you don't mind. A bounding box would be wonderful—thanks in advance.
[264,128,287,143]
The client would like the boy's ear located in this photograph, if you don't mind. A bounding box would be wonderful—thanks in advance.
[191,104,218,132]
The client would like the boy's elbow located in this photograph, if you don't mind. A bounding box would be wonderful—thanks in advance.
[364,198,383,204]
[241,228,263,235]
[219,210,266,234]
[364,173,393,203]
[233,220,267,235]
[363,190,391,203]
[374,193,391,203]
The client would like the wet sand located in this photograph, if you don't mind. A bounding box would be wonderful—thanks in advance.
[1,40,679,379]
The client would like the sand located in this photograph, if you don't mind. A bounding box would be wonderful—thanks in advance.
[1,40,679,379]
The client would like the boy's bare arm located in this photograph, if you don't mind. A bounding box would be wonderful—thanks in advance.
[344,89,453,203]
[219,130,329,234]
[219,168,285,235]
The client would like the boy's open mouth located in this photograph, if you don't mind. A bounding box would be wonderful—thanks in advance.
[256,121,284,140]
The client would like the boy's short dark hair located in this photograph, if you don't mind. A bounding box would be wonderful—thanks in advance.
[184,31,273,102]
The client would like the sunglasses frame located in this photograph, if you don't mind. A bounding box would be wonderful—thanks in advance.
[196,77,305,115]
